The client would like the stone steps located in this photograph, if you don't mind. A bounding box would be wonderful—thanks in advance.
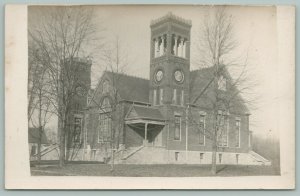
[122,147,167,164]
[249,151,271,165]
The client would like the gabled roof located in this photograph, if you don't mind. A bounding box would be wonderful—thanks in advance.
[126,105,165,121]
[28,127,48,144]
[189,67,250,114]
[105,71,150,103]
[189,67,215,105]
[89,71,150,107]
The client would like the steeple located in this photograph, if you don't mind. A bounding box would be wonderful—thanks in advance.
[149,13,192,107]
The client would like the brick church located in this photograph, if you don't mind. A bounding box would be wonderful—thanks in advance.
[70,13,270,165]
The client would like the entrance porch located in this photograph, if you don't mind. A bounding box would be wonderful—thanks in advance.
[125,105,166,147]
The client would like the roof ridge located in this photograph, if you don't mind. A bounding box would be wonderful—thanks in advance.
[105,70,149,81]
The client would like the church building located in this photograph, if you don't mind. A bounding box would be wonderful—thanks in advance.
[71,13,270,165]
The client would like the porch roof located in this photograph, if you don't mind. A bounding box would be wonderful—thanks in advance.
[125,105,165,125]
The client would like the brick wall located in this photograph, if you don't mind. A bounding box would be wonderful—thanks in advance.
[164,107,250,153]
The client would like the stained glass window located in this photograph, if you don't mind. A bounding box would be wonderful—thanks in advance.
[199,115,205,145]
[217,111,228,147]
[235,118,241,147]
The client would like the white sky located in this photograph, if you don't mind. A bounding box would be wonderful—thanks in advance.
[87,5,278,138]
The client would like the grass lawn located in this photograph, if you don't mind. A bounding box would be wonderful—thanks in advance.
[31,163,280,177]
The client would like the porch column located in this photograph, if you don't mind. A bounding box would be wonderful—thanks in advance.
[144,123,148,146]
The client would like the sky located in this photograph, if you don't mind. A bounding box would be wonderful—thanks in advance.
[30,5,279,139]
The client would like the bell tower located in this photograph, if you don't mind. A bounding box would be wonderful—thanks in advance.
[149,12,192,107]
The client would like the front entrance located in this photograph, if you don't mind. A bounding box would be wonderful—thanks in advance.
[143,124,164,147]
[125,105,166,147]
[154,129,163,146]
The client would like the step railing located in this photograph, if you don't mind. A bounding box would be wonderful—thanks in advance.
[249,151,271,165]
[32,144,59,157]
[121,146,144,160]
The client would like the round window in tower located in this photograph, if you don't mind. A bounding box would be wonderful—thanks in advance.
[174,70,184,83]
[155,70,164,83]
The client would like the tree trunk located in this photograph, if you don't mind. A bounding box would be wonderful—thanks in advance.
[37,126,42,165]
[59,121,65,167]
[66,127,71,162]
[110,141,115,171]
[211,144,217,175]
[211,109,218,175]
[110,148,115,171]
[37,89,42,165]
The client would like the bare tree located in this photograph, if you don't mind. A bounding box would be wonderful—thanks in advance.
[28,6,103,167]
[192,6,257,175]
[28,38,54,164]
[99,36,130,171]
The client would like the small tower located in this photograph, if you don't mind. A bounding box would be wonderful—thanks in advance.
[71,57,92,111]
[58,57,92,149]
[149,12,192,107]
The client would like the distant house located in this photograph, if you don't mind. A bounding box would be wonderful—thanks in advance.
[28,127,49,160]
[64,13,270,165]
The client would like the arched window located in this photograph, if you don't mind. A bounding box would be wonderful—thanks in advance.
[235,117,241,148]
[98,97,112,143]
[218,75,227,91]
[199,111,206,145]
[73,117,83,144]
[101,97,111,112]
[217,110,229,147]
[102,80,110,94]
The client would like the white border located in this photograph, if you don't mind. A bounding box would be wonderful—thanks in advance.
[5,5,295,189]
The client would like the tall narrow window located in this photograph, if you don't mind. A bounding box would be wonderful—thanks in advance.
[154,38,159,58]
[176,89,181,105]
[174,115,181,140]
[153,89,157,105]
[98,114,111,142]
[217,111,228,147]
[171,35,176,55]
[181,90,184,106]
[199,114,205,145]
[159,88,164,105]
[102,80,110,94]
[74,117,82,144]
[172,89,177,104]
[218,75,227,91]
[101,97,111,112]
[235,118,241,147]
[98,98,112,143]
